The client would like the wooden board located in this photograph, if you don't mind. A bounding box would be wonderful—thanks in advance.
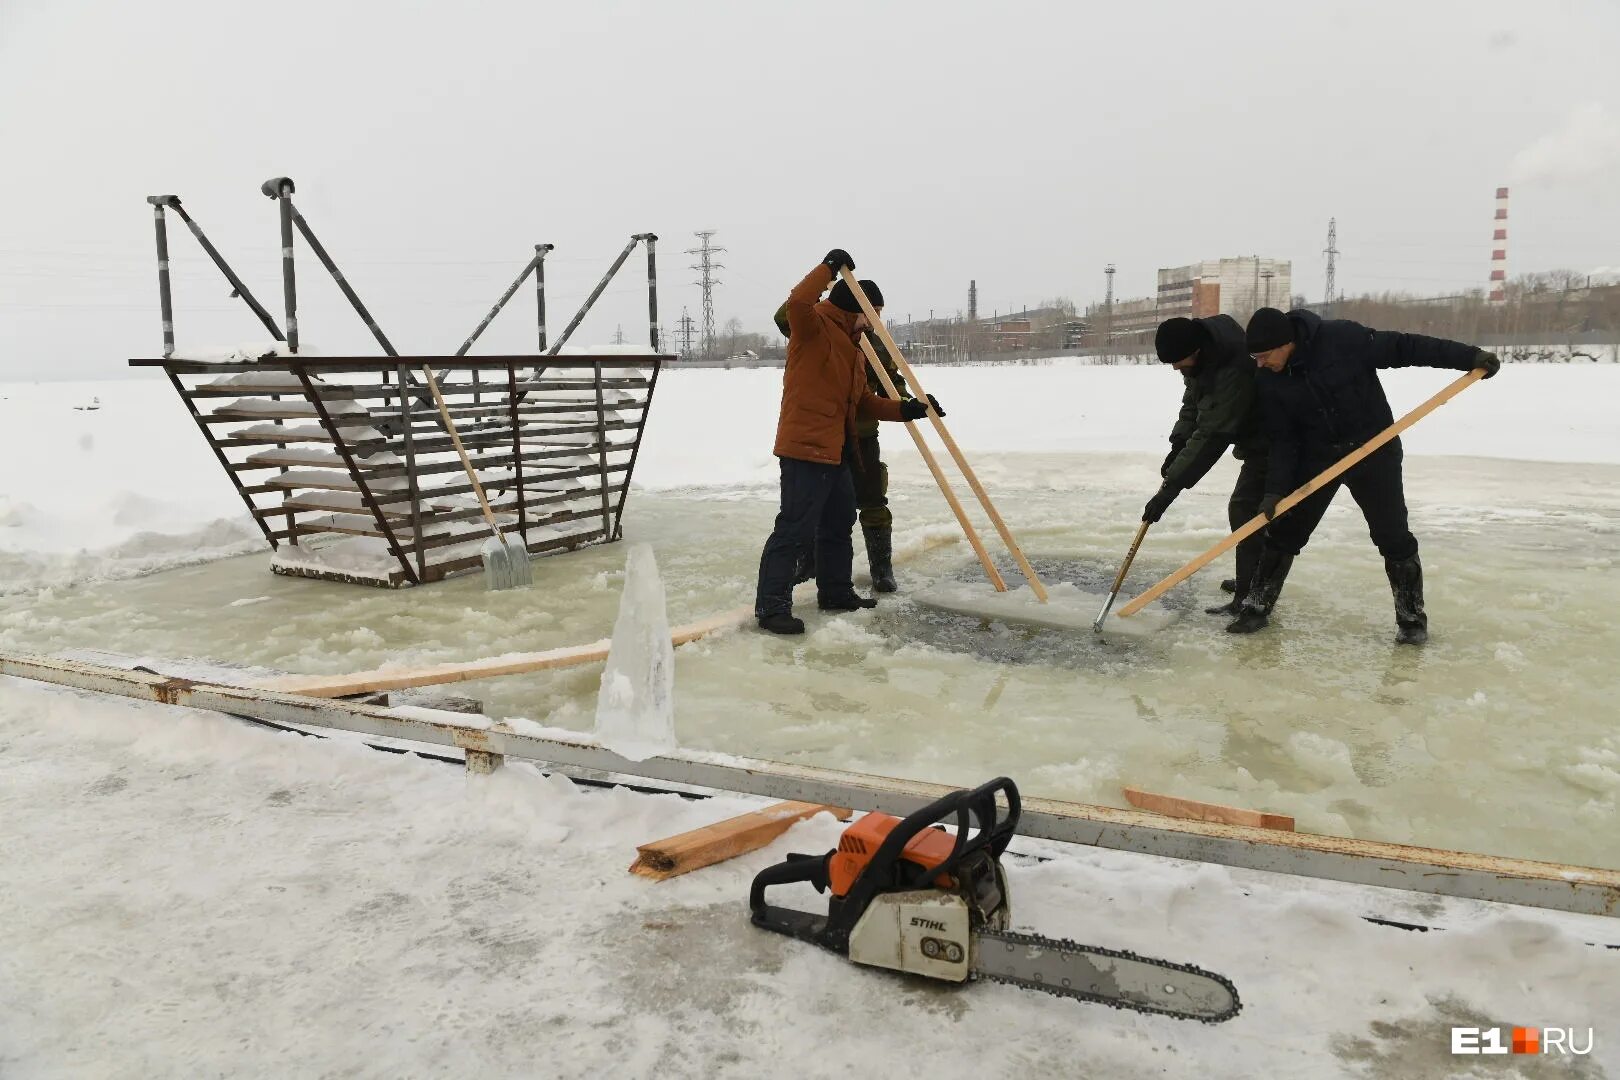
[1123,786,1294,832]
[629,801,851,881]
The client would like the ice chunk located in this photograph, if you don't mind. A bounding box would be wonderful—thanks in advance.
[592,544,676,762]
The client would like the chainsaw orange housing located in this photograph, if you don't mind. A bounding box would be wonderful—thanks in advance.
[828,813,958,897]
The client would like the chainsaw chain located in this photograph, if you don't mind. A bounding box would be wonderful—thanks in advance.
[972,929,1242,1024]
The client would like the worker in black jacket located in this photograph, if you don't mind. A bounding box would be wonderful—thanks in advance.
[1142,315,1268,614]
[1229,307,1500,644]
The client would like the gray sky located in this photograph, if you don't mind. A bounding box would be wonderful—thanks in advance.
[3,0,1617,378]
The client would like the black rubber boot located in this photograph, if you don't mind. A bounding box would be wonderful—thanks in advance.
[757,613,805,635]
[1220,578,1237,594]
[1385,553,1428,645]
[818,593,878,612]
[863,525,896,593]
[1205,596,1244,616]
[1225,549,1294,635]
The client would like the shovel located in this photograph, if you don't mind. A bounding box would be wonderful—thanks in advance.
[1093,521,1151,633]
[421,363,531,590]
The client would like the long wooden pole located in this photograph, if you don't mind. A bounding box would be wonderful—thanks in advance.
[421,363,508,548]
[1093,521,1151,633]
[858,335,1005,592]
[838,268,1048,602]
[1117,368,1486,618]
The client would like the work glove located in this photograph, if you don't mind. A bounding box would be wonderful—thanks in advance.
[1258,493,1281,521]
[1474,350,1501,379]
[1160,438,1187,479]
[900,394,944,421]
[822,249,854,274]
[1142,485,1178,524]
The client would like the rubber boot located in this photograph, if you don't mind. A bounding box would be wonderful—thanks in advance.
[757,613,805,635]
[1385,553,1428,645]
[863,525,896,593]
[1208,540,1259,615]
[1225,549,1294,634]
[1219,578,1237,594]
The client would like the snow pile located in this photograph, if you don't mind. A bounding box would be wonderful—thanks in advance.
[594,544,677,761]
[0,677,1615,1078]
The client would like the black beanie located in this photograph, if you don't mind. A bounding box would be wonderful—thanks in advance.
[1154,317,1202,363]
[829,278,883,312]
[1246,308,1293,353]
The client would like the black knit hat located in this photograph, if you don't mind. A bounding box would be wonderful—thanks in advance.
[1246,308,1293,353]
[829,278,883,313]
[1154,317,1202,363]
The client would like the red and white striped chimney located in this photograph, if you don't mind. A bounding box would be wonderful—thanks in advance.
[1489,186,1508,305]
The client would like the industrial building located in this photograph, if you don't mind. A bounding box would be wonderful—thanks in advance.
[1157,257,1293,319]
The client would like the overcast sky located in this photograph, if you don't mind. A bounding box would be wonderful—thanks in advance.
[2,0,1617,378]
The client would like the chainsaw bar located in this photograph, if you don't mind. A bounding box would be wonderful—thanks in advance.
[973,929,1241,1023]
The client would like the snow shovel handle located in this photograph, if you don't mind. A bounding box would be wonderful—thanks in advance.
[421,362,508,545]
[1116,367,1486,618]
[857,335,1006,592]
[1094,520,1151,632]
[837,268,1048,602]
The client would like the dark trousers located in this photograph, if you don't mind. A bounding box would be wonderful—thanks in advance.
[755,456,858,617]
[1229,456,1269,596]
[1264,438,1418,561]
[852,433,890,529]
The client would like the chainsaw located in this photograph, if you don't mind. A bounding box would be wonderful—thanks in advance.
[749,777,1240,1023]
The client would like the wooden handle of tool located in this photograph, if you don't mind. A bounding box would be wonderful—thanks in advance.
[838,268,1048,602]
[1108,521,1152,596]
[421,363,505,542]
[858,335,1006,592]
[1116,367,1486,617]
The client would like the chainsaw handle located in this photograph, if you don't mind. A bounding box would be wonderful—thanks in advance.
[749,852,829,916]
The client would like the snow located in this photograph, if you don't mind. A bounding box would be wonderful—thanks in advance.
[2,358,1619,1075]
[1,677,1616,1078]
[593,544,677,762]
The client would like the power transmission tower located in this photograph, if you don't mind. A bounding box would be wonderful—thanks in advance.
[686,230,725,359]
[613,324,626,345]
[1323,218,1338,312]
[676,307,697,359]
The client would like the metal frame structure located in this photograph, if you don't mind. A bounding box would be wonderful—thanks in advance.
[4,651,1616,920]
[139,177,670,587]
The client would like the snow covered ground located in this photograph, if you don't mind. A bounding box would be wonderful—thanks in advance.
[3,358,1619,1076]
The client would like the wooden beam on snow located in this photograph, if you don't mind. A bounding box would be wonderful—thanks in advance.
[1124,787,1295,832]
[629,801,851,881]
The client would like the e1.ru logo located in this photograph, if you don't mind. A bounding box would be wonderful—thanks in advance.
[1451,1026,1595,1056]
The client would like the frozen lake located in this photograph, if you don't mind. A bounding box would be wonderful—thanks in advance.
[6,447,1616,870]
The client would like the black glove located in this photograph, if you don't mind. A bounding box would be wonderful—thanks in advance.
[900,394,944,421]
[822,249,854,274]
[1160,438,1186,479]
[1142,485,1178,524]
[1474,350,1501,379]
[1258,493,1281,521]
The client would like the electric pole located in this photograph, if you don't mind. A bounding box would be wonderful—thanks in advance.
[686,230,725,359]
[676,307,697,359]
[1323,217,1338,313]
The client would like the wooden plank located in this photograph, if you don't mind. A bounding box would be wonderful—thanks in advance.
[1123,787,1295,832]
[8,650,1620,918]
[629,801,851,881]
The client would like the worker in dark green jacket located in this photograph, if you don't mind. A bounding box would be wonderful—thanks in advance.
[775,291,912,591]
[1141,314,1268,614]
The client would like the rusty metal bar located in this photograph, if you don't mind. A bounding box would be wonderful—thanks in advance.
[161,367,277,549]
[535,244,553,351]
[611,358,660,540]
[546,235,644,356]
[147,198,176,357]
[395,361,425,580]
[507,362,528,547]
[163,198,284,341]
[285,202,398,356]
[593,361,612,538]
[293,368,419,585]
[4,651,1617,919]
[456,252,543,357]
[261,178,299,352]
[641,233,659,351]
